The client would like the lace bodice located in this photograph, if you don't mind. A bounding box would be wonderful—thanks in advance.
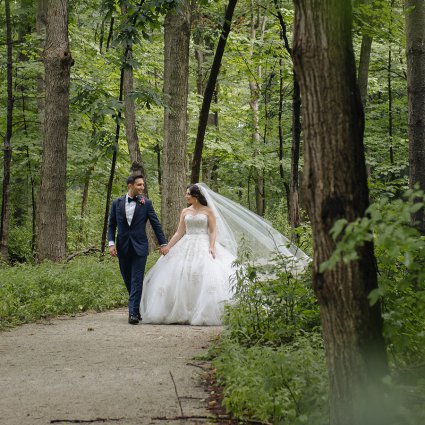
[185,214,209,235]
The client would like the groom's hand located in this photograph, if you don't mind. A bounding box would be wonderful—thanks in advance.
[109,246,117,257]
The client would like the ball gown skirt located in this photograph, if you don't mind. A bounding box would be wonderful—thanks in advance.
[140,214,236,325]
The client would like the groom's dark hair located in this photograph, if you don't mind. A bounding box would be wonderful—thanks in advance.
[127,174,144,185]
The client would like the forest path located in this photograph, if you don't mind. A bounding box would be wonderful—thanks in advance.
[0,308,221,425]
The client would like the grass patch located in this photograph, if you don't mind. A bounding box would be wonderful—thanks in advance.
[0,253,159,330]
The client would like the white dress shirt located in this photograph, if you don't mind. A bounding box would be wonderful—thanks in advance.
[108,193,136,247]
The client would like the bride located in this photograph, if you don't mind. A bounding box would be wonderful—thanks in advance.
[140,183,310,326]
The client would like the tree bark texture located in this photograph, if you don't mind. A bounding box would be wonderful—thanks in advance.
[406,0,425,234]
[36,0,72,261]
[190,0,238,184]
[161,1,191,239]
[0,0,14,261]
[293,1,388,423]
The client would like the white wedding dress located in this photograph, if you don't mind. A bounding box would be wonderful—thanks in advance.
[140,213,236,326]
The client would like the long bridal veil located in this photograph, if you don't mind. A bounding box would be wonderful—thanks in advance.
[197,183,311,273]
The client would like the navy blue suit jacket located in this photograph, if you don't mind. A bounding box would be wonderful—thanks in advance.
[108,196,167,257]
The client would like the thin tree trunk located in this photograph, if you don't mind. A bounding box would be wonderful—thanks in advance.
[289,77,301,242]
[121,1,147,179]
[36,0,73,261]
[77,166,93,248]
[21,92,37,254]
[106,16,114,51]
[161,1,192,239]
[19,62,37,255]
[36,0,47,133]
[274,0,301,234]
[293,1,389,424]
[0,0,14,262]
[190,0,238,184]
[278,58,291,212]
[406,0,425,234]
[101,72,124,254]
[388,45,394,165]
[249,0,266,216]
[358,34,373,107]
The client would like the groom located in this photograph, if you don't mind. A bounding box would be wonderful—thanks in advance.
[108,174,168,324]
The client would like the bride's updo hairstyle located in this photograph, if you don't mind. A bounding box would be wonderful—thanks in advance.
[187,184,208,206]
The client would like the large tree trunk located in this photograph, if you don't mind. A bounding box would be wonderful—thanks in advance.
[161,1,191,239]
[406,0,425,234]
[293,1,389,424]
[190,0,238,184]
[36,0,72,261]
[0,0,14,262]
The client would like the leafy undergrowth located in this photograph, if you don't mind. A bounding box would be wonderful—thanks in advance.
[213,334,328,425]
[0,254,157,330]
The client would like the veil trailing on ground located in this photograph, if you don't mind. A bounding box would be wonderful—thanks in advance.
[197,183,311,273]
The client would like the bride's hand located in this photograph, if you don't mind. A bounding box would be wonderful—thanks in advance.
[209,246,215,259]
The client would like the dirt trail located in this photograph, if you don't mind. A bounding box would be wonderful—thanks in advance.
[0,308,221,425]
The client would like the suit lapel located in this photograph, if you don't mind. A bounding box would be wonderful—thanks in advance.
[118,196,128,226]
[131,201,144,226]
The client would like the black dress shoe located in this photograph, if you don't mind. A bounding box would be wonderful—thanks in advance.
[137,313,142,321]
[128,314,139,325]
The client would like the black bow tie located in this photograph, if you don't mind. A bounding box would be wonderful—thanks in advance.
[128,197,137,203]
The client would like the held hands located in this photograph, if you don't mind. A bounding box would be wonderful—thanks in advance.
[160,245,170,256]
[209,246,216,259]
[109,246,117,257]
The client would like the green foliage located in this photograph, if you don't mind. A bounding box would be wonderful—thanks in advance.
[321,189,425,366]
[225,258,318,347]
[0,256,129,329]
[213,334,328,425]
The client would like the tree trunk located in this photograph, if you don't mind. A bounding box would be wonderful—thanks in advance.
[36,0,47,132]
[289,77,301,242]
[293,1,389,424]
[121,1,146,178]
[358,34,372,108]
[273,0,301,234]
[0,0,14,262]
[190,0,238,184]
[36,0,72,262]
[161,1,191,239]
[388,45,394,165]
[77,166,93,249]
[101,72,124,254]
[249,0,266,216]
[406,0,425,234]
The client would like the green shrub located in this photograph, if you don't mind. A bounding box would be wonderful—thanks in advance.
[214,334,328,425]
[320,188,425,367]
[225,257,319,348]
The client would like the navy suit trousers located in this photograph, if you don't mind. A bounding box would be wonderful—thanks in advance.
[118,242,147,316]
